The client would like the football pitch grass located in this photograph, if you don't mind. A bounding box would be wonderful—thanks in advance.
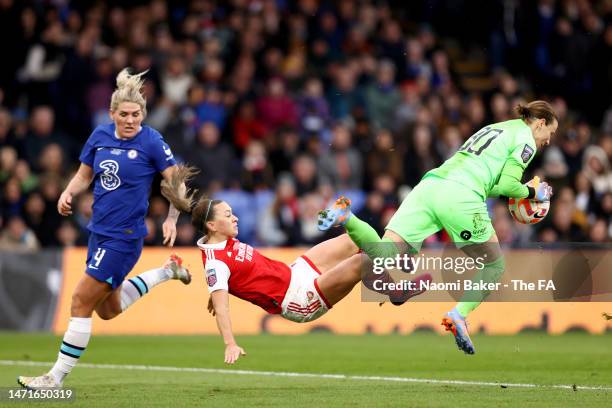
[0,332,610,407]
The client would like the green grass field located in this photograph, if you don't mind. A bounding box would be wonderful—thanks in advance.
[0,332,610,407]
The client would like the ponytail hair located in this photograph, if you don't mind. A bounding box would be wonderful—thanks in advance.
[110,68,148,116]
[160,164,199,212]
[515,100,557,125]
[160,165,221,240]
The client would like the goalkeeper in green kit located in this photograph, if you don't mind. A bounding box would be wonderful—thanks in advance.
[318,101,557,354]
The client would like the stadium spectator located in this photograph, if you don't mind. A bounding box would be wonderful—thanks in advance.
[22,106,74,169]
[292,154,319,197]
[364,59,402,130]
[366,128,403,187]
[257,175,301,247]
[318,123,363,190]
[187,122,236,190]
[231,100,267,152]
[239,140,275,192]
[582,145,612,195]
[255,77,298,132]
[0,215,40,252]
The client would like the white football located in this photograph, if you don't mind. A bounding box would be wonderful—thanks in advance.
[508,197,550,224]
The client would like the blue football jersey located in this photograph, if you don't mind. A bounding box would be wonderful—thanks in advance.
[79,124,177,239]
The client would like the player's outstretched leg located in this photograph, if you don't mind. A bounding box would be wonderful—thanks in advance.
[318,196,352,230]
[441,307,475,355]
[389,273,432,306]
[120,253,191,311]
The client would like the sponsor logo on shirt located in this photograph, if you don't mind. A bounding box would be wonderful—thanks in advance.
[460,230,472,240]
[206,268,217,287]
[110,148,124,156]
[521,144,534,163]
[234,242,253,262]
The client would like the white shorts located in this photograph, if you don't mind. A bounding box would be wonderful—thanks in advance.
[281,256,332,323]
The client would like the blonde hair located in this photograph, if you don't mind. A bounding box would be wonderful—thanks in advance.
[110,68,148,116]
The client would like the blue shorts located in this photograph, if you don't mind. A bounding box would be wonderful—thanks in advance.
[85,232,144,290]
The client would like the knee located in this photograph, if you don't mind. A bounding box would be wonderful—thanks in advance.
[350,254,365,280]
[70,291,92,316]
[95,300,122,321]
[96,310,118,320]
[339,234,359,254]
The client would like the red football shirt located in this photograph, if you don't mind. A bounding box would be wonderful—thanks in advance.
[198,237,291,314]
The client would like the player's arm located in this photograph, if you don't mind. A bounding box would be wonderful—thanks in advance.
[58,163,94,216]
[160,164,199,247]
[210,289,246,364]
[488,160,552,201]
[488,159,531,199]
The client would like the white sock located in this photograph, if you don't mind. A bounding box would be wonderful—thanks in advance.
[49,317,92,384]
[120,268,171,311]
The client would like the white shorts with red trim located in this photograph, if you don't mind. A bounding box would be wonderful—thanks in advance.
[281,256,332,323]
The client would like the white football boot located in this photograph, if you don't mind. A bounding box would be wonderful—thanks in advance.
[17,373,61,389]
[164,254,192,284]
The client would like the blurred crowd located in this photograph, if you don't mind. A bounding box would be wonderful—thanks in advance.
[0,0,611,251]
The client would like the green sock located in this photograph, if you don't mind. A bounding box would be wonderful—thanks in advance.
[456,301,479,318]
[344,215,410,260]
[456,256,505,318]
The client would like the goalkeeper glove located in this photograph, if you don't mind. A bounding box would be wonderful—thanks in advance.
[526,176,553,202]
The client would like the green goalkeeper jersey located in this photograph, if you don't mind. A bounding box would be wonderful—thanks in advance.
[425,119,537,199]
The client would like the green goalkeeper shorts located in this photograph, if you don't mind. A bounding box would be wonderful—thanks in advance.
[385,175,494,248]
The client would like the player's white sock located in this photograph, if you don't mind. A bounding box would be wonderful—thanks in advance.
[49,317,92,384]
[120,268,171,311]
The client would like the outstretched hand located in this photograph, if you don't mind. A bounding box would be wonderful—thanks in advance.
[162,218,177,247]
[224,344,246,364]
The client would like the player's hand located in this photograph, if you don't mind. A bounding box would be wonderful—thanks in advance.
[207,297,216,316]
[526,176,553,202]
[57,191,73,215]
[162,218,177,247]
[224,344,246,364]
[535,181,553,201]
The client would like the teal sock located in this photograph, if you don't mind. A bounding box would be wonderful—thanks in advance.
[456,256,505,317]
